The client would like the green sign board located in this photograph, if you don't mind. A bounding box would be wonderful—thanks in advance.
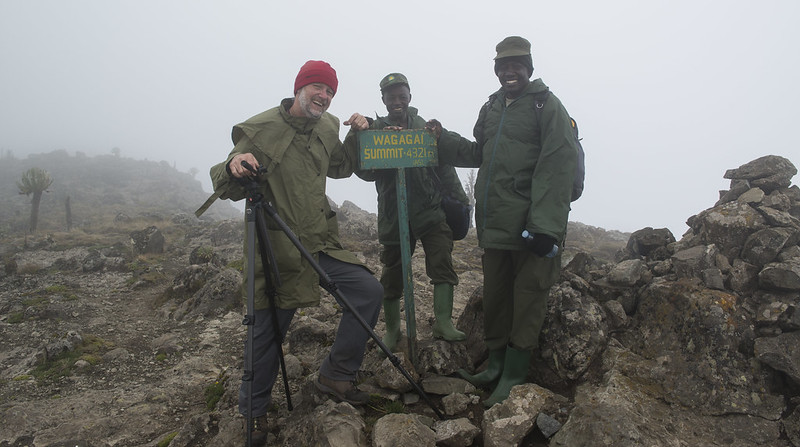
[358,129,438,170]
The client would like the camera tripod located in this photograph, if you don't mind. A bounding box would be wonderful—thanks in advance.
[238,161,443,446]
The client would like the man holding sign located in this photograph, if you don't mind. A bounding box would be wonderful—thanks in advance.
[356,73,469,352]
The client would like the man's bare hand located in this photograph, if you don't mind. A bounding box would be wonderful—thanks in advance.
[344,113,369,131]
[425,119,442,140]
[228,153,259,178]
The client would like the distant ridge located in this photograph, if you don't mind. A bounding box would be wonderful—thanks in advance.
[0,150,630,261]
[0,150,240,233]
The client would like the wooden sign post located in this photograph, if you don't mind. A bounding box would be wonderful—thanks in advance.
[358,129,438,365]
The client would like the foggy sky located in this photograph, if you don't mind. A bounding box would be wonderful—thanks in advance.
[1,0,798,237]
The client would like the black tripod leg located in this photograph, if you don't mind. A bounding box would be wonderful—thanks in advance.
[253,205,293,411]
[261,203,445,420]
[243,207,257,447]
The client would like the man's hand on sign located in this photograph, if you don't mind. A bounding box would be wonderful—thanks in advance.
[344,113,370,131]
[383,125,403,131]
[425,119,442,140]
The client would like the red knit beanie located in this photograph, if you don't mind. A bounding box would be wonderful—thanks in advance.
[294,60,338,96]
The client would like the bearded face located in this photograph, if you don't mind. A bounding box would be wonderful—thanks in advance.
[296,82,334,119]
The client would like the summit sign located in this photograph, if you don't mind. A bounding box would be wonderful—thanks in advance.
[358,129,438,170]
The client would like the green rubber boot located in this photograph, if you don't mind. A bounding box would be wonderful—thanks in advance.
[483,345,531,408]
[432,283,466,341]
[457,348,505,387]
[382,299,401,352]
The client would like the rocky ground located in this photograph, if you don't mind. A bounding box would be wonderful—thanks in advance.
[1,154,799,447]
[0,219,246,446]
[0,202,494,446]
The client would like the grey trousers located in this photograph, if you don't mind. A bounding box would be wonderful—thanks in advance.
[238,253,383,417]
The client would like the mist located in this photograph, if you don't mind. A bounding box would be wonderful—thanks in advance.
[2,0,798,237]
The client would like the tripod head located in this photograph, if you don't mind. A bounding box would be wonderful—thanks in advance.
[237,160,268,202]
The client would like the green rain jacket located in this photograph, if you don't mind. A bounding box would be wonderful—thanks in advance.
[209,98,365,309]
[355,107,468,245]
[437,79,578,250]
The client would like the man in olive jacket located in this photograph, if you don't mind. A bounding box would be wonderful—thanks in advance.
[207,60,383,444]
[355,73,469,352]
[426,37,579,407]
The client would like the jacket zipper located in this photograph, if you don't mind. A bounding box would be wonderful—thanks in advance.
[482,101,508,234]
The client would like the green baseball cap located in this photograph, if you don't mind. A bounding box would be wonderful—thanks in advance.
[494,36,531,60]
[379,73,409,91]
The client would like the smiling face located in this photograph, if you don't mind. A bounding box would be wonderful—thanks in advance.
[291,82,334,119]
[381,84,411,126]
[495,59,531,99]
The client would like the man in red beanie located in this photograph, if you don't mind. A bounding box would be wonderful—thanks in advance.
[206,60,382,445]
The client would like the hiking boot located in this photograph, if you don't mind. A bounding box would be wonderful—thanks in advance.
[315,374,370,405]
[247,414,269,447]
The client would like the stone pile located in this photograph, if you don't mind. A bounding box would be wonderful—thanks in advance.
[253,154,800,447]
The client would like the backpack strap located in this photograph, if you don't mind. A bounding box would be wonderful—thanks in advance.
[473,92,500,144]
[532,90,551,124]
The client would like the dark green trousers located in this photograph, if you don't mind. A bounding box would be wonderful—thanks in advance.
[380,221,458,301]
[481,248,560,351]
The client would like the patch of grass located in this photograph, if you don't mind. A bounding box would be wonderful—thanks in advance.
[204,376,227,410]
[32,353,78,383]
[81,354,102,365]
[125,255,168,286]
[46,229,119,251]
[31,334,114,384]
[130,271,167,285]
[21,295,48,307]
[155,353,167,362]
[7,312,24,324]
[44,284,68,294]
[82,334,115,352]
[382,399,406,414]
[126,259,146,272]
[127,257,155,274]
[39,284,80,301]
[203,381,225,411]
[156,432,178,447]
[227,258,244,272]
[362,395,409,441]
[193,246,215,263]
[367,395,407,415]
